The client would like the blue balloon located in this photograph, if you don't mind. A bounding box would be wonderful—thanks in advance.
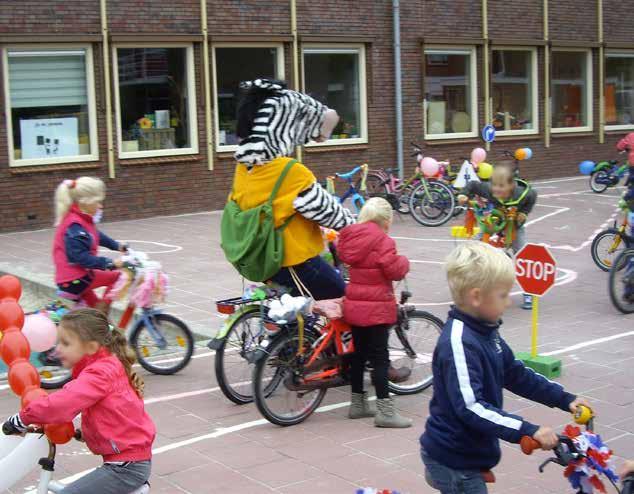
[579,160,596,175]
[524,148,533,160]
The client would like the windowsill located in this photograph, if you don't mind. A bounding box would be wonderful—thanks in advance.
[492,134,543,143]
[551,130,595,138]
[425,137,481,146]
[118,154,202,166]
[304,143,369,153]
[606,126,634,133]
[8,161,101,175]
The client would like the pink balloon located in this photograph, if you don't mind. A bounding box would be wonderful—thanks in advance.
[22,313,57,352]
[421,157,440,177]
[471,147,487,165]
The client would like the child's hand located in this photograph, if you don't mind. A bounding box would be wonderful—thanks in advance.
[568,397,591,414]
[119,242,129,253]
[517,212,527,226]
[457,194,468,205]
[619,460,634,478]
[533,426,559,450]
[113,259,124,269]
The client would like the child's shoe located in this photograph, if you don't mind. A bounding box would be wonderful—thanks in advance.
[521,294,533,310]
[374,398,412,428]
[348,392,376,419]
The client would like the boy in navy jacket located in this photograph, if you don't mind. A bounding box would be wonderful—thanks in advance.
[420,242,587,493]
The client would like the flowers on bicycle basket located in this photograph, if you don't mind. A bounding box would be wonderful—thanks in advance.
[563,426,618,494]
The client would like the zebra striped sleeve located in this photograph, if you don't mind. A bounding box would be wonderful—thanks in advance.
[293,182,354,230]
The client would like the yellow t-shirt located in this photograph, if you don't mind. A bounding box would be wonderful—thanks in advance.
[230,157,324,267]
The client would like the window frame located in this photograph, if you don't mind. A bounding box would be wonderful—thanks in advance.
[605,50,634,131]
[2,44,99,168]
[423,45,478,140]
[112,42,198,160]
[550,48,593,134]
[491,46,539,137]
[211,42,285,153]
[302,43,368,147]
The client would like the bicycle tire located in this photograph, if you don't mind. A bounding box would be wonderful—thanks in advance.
[591,228,627,272]
[388,310,443,395]
[214,309,265,405]
[253,330,327,426]
[609,248,634,314]
[364,173,389,198]
[590,171,609,193]
[409,181,456,227]
[130,313,194,375]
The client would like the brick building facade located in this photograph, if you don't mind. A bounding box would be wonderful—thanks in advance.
[0,0,631,232]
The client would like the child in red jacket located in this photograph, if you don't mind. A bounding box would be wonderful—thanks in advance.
[338,197,411,428]
[4,309,155,494]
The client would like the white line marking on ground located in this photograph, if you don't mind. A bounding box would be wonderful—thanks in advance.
[543,207,622,252]
[524,207,570,227]
[116,240,183,254]
[0,384,9,391]
[539,191,589,198]
[410,260,444,264]
[543,331,634,356]
[532,176,587,184]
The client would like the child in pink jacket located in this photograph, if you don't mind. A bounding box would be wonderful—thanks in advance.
[4,309,155,494]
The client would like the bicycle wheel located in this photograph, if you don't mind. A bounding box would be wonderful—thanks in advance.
[409,181,456,227]
[609,248,634,314]
[393,183,415,214]
[364,173,388,198]
[130,313,194,375]
[591,229,627,271]
[590,171,609,193]
[214,309,266,405]
[388,310,443,395]
[253,330,327,426]
[39,366,72,389]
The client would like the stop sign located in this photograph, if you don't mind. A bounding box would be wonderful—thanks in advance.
[515,244,557,296]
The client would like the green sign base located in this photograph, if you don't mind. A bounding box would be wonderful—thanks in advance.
[516,352,562,378]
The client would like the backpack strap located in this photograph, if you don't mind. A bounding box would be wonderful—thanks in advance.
[268,159,298,204]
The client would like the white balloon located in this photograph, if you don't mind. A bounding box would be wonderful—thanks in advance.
[0,433,49,491]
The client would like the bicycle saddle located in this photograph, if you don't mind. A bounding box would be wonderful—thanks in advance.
[336,166,361,180]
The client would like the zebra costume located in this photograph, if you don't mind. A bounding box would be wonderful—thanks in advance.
[234,79,353,230]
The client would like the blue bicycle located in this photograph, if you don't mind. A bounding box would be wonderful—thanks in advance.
[326,163,369,214]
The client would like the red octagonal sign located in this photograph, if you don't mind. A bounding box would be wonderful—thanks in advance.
[515,243,557,297]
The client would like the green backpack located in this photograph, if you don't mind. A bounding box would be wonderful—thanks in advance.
[220,159,297,282]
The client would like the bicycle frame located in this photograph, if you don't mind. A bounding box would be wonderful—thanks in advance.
[327,164,368,213]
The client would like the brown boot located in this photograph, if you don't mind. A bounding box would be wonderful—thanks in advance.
[388,365,411,383]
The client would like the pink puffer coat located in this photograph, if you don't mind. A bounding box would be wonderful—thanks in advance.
[337,221,410,327]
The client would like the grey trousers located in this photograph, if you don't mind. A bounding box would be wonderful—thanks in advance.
[60,461,151,494]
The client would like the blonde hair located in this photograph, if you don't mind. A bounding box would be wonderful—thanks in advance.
[54,177,106,226]
[60,309,144,397]
[358,197,393,225]
[445,242,515,305]
[492,163,515,184]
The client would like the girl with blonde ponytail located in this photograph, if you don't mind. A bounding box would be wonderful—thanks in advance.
[52,177,127,314]
[6,309,155,494]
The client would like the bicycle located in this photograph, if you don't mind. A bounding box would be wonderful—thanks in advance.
[251,286,443,426]
[364,166,421,214]
[608,247,634,314]
[456,199,519,254]
[521,406,634,494]
[36,250,194,389]
[1,423,150,493]
[326,164,369,214]
[590,156,630,194]
[591,209,633,271]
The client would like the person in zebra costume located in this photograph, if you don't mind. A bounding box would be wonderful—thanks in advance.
[229,78,411,383]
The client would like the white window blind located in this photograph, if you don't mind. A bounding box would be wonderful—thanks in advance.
[8,50,88,108]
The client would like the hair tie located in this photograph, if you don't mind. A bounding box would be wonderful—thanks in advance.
[64,179,76,189]
[108,324,115,332]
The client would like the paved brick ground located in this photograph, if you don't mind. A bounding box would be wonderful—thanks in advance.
[1,176,633,494]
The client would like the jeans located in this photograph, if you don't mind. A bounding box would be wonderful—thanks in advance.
[60,460,151,494]
[270,255,346,301]
[57,270,120,307]
[351,325,390,399]
[421,449,487,494]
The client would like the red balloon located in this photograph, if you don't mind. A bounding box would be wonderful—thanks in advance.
[21,385,48,409]
[45,422,75,445]
[8,359,40,396]
[0,331,30,366]
[0,301,25,331]
[0,275,22,302]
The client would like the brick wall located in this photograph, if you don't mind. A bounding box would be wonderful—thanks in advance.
[0,0,632,232]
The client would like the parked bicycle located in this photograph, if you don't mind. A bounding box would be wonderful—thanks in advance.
[251,286,443,426]
[326,164,369,214]
[591,207,633,271]
[37,250,194,389]
[590,156,630,193]
[1,423,149,494]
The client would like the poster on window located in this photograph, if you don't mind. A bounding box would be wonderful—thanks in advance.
[20,118,79,159]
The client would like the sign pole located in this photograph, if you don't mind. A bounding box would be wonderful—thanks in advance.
[531,295,538,358]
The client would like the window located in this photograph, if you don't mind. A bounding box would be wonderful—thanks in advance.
[551,50,592,132]
[2,46,98,167]
[424,47,477,139]
[302,45,367,145]
[492,48,538,135]
[606,53,634,130]
[213,44,284,151]
[113,45,197,159]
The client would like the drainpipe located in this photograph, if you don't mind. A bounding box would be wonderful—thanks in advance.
[393,0,404,180]
[544,0,550,148]
[291,0,303,162]
[201,0,214,170]
[598,0,605,144]
[482,0,490,151]
[100,0,115,178]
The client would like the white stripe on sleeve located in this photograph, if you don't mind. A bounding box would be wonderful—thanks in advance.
[450,319,523,431]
